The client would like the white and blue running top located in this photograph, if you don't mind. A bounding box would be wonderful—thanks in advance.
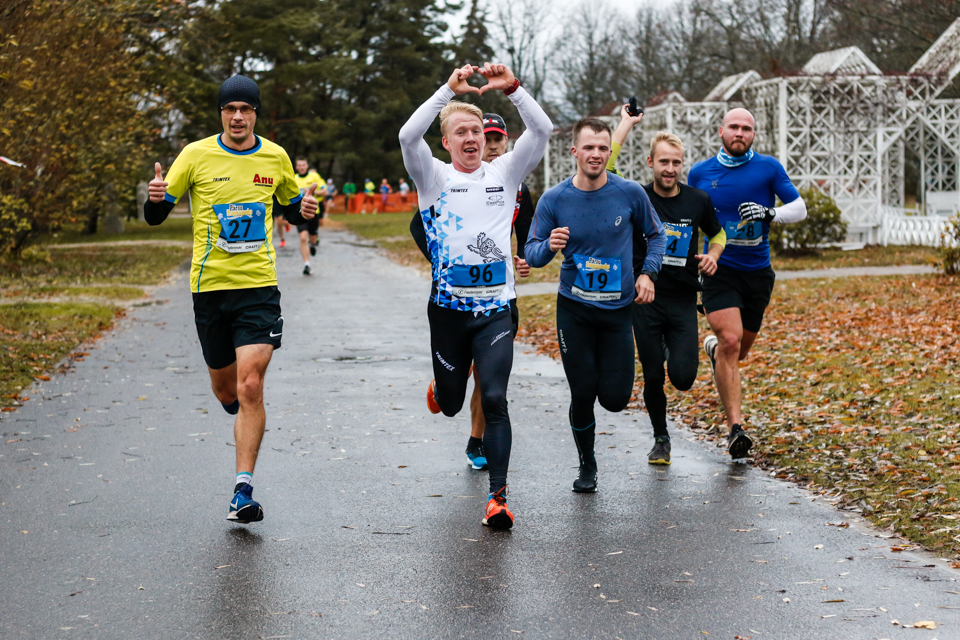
[399,84,552,314]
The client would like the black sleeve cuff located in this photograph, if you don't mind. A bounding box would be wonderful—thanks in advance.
[144,199,175,226]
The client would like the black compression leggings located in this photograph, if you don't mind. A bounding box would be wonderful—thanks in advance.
[632,291,700,437]
[556,294,635,433]
[428,304,514,494]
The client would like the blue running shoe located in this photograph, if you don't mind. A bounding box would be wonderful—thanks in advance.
[227,482,263,523]
[466,443,488,470]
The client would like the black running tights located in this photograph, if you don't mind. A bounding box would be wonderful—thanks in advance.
[556,294,635,433]
[632,291,699,437]
[428,303,514,494]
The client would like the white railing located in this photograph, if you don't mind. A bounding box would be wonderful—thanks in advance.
[879,207,954,246]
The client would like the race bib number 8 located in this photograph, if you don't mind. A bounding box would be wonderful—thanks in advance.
[571,254,620,302]
[663,222,692,267]
[448,261,506,298]
[213,202,267,253]
[724,219,762,247]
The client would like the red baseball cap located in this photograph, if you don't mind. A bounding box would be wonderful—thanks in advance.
[482,113,508,136]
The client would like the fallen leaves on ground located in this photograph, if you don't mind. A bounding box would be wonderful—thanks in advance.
[517,274,960,559]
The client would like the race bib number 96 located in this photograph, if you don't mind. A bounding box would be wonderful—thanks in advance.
[447,261,506,298]
[571,254,620,302]
[213,202,267,253]
[724,219,762,247]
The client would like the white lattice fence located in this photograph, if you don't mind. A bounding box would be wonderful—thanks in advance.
[880,208,952,246]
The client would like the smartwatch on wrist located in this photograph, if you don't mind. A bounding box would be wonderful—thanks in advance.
[641,269,658,282]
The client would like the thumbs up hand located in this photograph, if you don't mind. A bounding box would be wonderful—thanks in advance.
[300,182,319,219]
[148,162,168,203]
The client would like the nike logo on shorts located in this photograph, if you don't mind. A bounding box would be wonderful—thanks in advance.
[269,331,282,338]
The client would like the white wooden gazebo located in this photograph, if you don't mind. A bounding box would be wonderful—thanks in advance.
[542,19,960,245]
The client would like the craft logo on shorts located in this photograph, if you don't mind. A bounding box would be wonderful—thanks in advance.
[584,257,611,271]
[253,174,274,187]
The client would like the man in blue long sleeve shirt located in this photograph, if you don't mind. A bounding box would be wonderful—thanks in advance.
[526,117,665,493]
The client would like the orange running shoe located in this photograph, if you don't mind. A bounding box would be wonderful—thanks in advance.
[482,486,513,529]
[426,380,441,414]
[280,239,286,248]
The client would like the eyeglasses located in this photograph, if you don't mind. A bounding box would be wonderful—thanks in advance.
[221,105,255,115]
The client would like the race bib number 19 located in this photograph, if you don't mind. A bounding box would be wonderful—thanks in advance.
[724,219,762,247]
[213,202,267,253]
[571,254,620,302]
[663,222,692,267]
[448,261,506,298]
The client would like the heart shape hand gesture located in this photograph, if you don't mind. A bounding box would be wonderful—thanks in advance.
[446,62,517,96]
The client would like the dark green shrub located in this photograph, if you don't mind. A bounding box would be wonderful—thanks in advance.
[769,187,848,256]
[939,214,960,275]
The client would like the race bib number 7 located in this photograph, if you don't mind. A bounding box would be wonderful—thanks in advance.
[213,202,267,253]
[724,219,762,247]
[447,261,506,298]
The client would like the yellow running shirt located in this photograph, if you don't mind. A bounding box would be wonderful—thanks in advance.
[163,134,302,293]
[294,170,325,193]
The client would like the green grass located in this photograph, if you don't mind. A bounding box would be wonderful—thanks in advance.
[3,244,189,287]
[43,216,194,245]
[0,302,120,409]
[1,285,145,301]
[771,244,938,270]
[0,237,190,407]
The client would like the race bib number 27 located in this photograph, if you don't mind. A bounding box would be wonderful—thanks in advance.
[213,202,267,253]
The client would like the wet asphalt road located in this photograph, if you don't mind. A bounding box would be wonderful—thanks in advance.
[2,227,959,640]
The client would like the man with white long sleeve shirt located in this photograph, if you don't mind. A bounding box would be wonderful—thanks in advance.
[399,62,552,529]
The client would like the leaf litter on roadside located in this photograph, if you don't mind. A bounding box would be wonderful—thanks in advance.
[517,275,960,558]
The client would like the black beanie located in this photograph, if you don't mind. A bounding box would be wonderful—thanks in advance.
[218,75,261,115]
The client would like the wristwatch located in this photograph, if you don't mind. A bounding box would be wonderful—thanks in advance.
[503,78,521,96]
[641,269,658,282]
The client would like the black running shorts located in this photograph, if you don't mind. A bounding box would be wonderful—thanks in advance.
[296,202,324,234]
[700,264,775,333]
[192,286,283,370]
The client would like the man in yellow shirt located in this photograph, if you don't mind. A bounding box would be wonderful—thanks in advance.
[293,157,327,275]
[144,75,319,524]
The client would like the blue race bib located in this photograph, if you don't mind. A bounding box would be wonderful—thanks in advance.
[213,202,268,253]
[724,219,762,247]
[663,223,693,267]
[571,254,620,302]
[447,261,506,298]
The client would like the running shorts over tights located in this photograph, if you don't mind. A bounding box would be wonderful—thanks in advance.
[556,294,635,431]
[428,303,514,494]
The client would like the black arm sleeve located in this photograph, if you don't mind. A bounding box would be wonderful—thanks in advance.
[513,183,534,259]
[275,198,307,226]
[410,212,430,262]
[144,199,175,226]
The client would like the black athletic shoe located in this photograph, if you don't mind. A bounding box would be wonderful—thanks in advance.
[572,465,598,493]
[303,264,311,276]
[648,436,671,465]
[728,424,753,460]
[309,244,317,256]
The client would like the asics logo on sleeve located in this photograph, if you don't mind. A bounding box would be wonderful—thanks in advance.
[615,216,622,226]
